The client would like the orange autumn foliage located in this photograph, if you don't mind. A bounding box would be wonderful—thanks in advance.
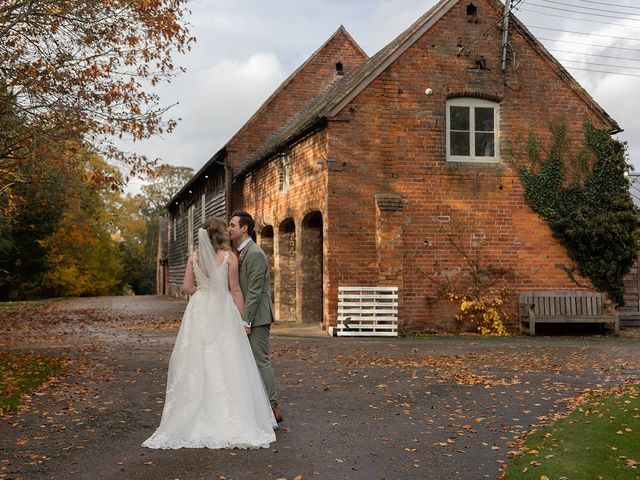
[0,0,195,186]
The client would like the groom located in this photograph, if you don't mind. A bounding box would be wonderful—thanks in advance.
[228,211,283,424]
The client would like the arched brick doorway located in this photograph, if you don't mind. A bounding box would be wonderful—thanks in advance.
[300,211,323,324]
[278,218,297,322]
[259,225,275,302]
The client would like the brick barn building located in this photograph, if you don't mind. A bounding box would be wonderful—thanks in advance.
[164,0,622,333]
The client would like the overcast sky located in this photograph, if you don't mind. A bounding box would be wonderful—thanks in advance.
[124,0,640,190]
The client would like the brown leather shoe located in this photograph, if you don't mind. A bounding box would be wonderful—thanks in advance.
[272,404,284,423]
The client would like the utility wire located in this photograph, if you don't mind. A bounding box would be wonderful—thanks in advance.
[628,189,640,204]
[535,0,640,18]
[519,7,640,28]
[562,65,640,77]
[548,48,640,62]
[527,26,640,42]
[537,37,640,53]
[571,0,640,10]
[504,2,640,79]
[512,0,528,11]
[558,58,640,70]
[629,174,640,184]
[526,1,640,21]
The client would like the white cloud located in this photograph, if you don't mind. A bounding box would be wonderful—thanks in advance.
[512,2,639,171]
[591,74,640,168]
[125,52,287,172]
[122,1,639,183]
[184,52,286,143]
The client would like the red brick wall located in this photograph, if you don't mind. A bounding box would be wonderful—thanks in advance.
[227,28,367,172]
[325,0,609,333]
[233,130,328,225]
[233,130,329,323]
[228,29,366,324]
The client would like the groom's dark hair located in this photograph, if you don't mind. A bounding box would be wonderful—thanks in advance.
[231,210,256,239]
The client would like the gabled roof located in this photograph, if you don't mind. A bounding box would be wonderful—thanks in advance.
[243,0,459,174]
[240,0,621,176]
[225,25,367,152]
[167,25,366,207]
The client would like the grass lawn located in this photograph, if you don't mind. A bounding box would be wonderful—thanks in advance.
[0,353,64,414]
[503,384,640,480]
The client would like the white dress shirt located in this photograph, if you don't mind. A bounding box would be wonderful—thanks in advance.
[237,238,251,252]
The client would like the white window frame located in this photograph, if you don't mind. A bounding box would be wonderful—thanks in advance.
[446,98,500,163]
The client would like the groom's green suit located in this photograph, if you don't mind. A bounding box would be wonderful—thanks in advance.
[238,239,277,407]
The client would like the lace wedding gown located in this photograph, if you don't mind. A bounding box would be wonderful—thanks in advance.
[143,233,276,449]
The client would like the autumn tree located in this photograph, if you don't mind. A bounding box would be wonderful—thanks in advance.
[0,141,124,298]
[116,164,192,294]
[0,88,28,230]
[42,155,124,297]
[0,0,195,215]
[0,156,68,298]
[115,195,148,294]
[141,164,194,217]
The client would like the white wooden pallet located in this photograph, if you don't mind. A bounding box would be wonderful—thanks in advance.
[329,286,398,337]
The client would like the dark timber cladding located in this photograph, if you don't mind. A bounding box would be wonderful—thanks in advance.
[166,156,226,294]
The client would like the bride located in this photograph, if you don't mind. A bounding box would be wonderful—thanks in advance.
[142,218,277,449]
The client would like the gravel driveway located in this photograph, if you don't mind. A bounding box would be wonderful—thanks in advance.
[1,296,639,480]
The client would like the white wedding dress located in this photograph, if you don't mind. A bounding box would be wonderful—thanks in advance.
[143,230,277,449]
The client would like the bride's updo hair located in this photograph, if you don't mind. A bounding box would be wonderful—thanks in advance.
[202,217,229,252]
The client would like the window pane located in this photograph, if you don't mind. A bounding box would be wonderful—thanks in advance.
[450,106,469,131]
[450,132,470,156]
[475,132,495,156]
[475,107,494,132]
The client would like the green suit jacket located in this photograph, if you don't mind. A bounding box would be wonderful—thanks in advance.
[239,240,274,327]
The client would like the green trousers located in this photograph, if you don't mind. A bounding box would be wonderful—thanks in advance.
[248,324,278,407]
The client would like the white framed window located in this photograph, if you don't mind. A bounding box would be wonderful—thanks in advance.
[446,98,499,163]
[280,155,291,192]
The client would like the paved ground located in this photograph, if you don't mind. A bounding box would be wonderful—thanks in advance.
[1,296,639,480]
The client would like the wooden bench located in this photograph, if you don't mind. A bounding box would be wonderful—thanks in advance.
[519,291,619,336]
